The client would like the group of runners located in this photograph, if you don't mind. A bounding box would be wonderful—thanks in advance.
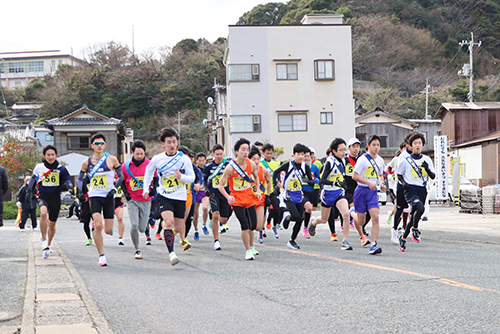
[25,127,435,266]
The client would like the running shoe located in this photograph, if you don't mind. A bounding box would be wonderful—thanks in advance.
[391,228,399,245]
[263,230,267,238]
[49,246,53,254]
[42,241,50,259]
[202,225,209,235]
[86,238,92,246]
[134,250,142,259]
[258,231,264,244]
[118,238,125,246]
[363,229,369,237]
[287,240,300,250]
[387,211,393,225]
[209,220,212,229]
[411,229,421,243]
[214,240,222,251]
[169,252,180,266]
[182,239,191,251]
[399,236,407,252]
[341,240,353,251]
[272,226,280,239]
[331,233,338,242]
[340,223,343,232]
[245,250,255,260]
[146,237,152,245]
[149,219,155,229]
[266,222,272,230]
[156,233,163,240]
[360,236,371,247]
[308,222,316,236]
[194,231,200,241]
[422,217,428,221]
[303,228,310,239]
[33,227,39,231]
[277,224,283,230]
[251,246,259,256]
[220,225,227,234]
[223,223,229,231]
[369,242,382,255]
[350,218,355,227]
[281,212,291,230]
[99,254,108,266]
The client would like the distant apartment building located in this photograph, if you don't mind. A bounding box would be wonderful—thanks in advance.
[0,50,83,88]
[224,14,355,158]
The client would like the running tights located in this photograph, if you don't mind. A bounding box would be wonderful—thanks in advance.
[403,201,424,239]
[285,200,304,240]
[233,206,257,231]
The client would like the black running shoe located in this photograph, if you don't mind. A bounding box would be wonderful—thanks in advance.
[308,222,316,237]
[398,236,407,252]
[411,229,421,243]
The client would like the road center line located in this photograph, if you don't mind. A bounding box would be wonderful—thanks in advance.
[222,236,495,292]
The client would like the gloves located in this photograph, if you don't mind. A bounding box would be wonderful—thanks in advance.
[106,189,116,199]
[273,184,281,195]
[306,179,315,187]
[422,161,431,173]
[16,201,22,208]
[265,196,271,207]
[125,193,132,201]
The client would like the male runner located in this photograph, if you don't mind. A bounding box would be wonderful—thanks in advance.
[114,179,126,245]
[309,138,353,250]
[203,144,231,251]
[219,138,262,260]
[249,146,271,244]
[272,144,315,250]
[78,134,123,266]
[193,153,210,238]
[28,145,71,258]
[387,143,405,244]
[303,147,320,238]
[309,147,322,208]
[121,140,152,260]
[352,135,386,255]
[260,143,281,239]
[397,132,435,252]
[143,128,195,265]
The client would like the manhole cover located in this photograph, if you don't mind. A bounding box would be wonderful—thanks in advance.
[0,311,19,322]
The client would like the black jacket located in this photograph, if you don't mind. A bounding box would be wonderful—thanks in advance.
[0,166,8,202]
[17,184,37,210]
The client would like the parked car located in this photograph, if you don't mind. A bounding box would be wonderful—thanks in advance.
[378,186,387,205]
[429,176,480,202]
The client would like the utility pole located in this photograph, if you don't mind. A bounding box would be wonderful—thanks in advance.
[420,78,435,119]
[458,32,481,102]
[0,58,8,117]
[177,111,182,146]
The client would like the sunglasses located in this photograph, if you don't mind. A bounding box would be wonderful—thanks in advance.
[93,142,106,146]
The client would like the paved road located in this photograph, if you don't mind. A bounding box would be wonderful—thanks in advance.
[2,205,500,333]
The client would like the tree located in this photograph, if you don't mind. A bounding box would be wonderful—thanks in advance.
[236,2,289,25]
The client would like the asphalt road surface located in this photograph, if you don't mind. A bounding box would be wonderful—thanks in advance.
[49,206,500,334]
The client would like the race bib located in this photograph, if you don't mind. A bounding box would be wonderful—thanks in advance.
[130,177,144,191]
[91,174,108,190]
[363,167,378,182]
[42,172,59,187]
[325,173,343,190]
[252,183,257,193]
[211,175,227,187]
[186,183,192,192]
[162,175,183,193]
[232,177,251,191]
[411,165,428,181]
[345,164,354,177]
[115,187,123,197]
[287,178,302,192]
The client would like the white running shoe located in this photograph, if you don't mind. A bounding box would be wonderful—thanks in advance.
[245,250,254,260]
[99,255,108,266]
[169,252,180,266]
[391,228,399,245]
[214,240,222,251]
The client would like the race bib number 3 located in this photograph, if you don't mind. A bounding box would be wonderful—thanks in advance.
[232,177,251,191]
[211,175,227,187]
[287,178,302,192]
[162,175,183,193]
[91,175,109,190]
[130,177,144,191]
[42,172,59,187]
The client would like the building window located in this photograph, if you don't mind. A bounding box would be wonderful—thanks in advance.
[380,135,388,148]
[356,133,366,148]
[14,81,23,86]
[59,60,63,65]
[276,63,298,80]
[51,60,56,72]
[320,112,333,124]
[278,114,307,132]
[28,61,44,72]
[230,115,261,133]
[314,60,335,80]
[45,134,54,142]
[229,64,259,82]
[68,136,90,149]
[9,62,25,73]
[0,63,3,73]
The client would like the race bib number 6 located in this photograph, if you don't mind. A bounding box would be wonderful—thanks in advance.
[42,172,59,187]
[91,175,108,190]
[162,175,183,193]
[287,178,302,192]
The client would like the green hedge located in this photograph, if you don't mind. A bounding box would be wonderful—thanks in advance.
[3,201,41,220]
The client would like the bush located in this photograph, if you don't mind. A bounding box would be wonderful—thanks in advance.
[3,201,40,220]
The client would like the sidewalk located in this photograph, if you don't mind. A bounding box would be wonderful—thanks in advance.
[0,225,111,334]
[0,204,498,333]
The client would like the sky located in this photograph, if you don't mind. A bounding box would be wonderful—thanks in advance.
[0,0,280,58]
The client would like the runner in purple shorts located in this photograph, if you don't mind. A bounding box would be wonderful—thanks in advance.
[193,153,210,239]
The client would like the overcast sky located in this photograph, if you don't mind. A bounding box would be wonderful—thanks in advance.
[1,0,278,58]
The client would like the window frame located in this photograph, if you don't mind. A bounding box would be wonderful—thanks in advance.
[229,114,261,133]
[276,63,298,80]
[9,62,25,73]
[28,61,44,73]
[379,135,389,148]
[314,59,335,81]
[68,136,90,150]
[320,112,333,124]
[278,113,308,132]
[356,133,367,148]
[228,64,260,82]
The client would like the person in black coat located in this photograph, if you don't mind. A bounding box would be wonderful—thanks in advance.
[17,176,37,230]
[0,165,9,227]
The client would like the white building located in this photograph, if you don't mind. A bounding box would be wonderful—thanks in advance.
[224,14,355,158]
